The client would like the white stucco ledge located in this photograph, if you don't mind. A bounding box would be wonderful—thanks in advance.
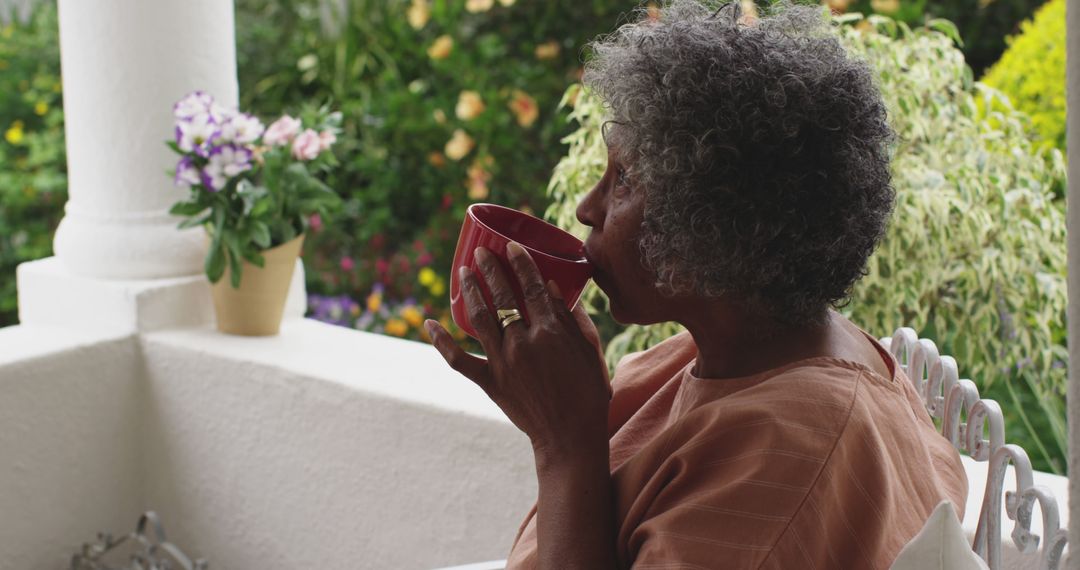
[1,318,537,569]
[143,318,509,423]
[17,256,308,334]
[138,318,536,569]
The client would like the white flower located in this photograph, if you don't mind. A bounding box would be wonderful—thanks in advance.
[176,113,218,154]
[220,113,265,144]
[292,129,322,160]
[203,144,253,192]
[264,115,303,146]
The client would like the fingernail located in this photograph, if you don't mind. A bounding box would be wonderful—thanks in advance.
[474,246,490,264]
[507,241,526,258]
[424,319,437,337]
[546,280,564,300]
[458,266,470,281]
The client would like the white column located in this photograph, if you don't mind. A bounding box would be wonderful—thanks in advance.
[1067,0,1079,566]
[16,0,306,333]
[53,0,238,279]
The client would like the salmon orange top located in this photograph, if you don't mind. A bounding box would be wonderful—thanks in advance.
[504,331,967,569]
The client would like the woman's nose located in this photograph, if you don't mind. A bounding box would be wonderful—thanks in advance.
[576,184,602,229]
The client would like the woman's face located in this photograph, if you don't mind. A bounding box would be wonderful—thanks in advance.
[576,146,667,325]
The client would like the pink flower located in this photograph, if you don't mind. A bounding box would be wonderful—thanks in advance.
[308,213,323,232]
[263,115,302,146]
[292,128,322,160]
[319,130,337,151]
[340,256,355,271]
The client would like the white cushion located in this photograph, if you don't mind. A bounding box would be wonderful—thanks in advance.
[891,501,989,570]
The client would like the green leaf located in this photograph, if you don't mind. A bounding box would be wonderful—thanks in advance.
[228,248,243,289]
[178,214,212,230]
[205,242,226,284]
[926,19,963,47]
[251,221,272,249]
[166,140,183,154]
[169,201,207,217]
[242,249,266,268]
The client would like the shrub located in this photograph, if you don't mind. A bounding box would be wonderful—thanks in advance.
[546,14,1068,473]
[0,4,66,326]
[833,0,1045,75]
[234,0,633,340]
[981,0,1066,152]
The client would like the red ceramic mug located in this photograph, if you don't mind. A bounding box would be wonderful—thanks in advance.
[450,203,593,339]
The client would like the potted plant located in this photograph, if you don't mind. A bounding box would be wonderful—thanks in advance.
[167,91,342,335]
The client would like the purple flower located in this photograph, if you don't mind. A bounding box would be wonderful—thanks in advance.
[174,156,201,188]
[173,91,214,121]
[201,144,253,192]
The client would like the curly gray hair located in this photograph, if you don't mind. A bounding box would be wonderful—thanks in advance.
[584,0,895,325]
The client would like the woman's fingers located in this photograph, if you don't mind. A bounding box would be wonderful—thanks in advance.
[459,265,504,355]
[569,295,602,349]
[506,241,556,322]
[425,319,491,388]
[474,247,523,325]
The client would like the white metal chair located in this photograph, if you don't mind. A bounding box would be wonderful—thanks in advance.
[434,327,1070,570]
[882,327,1069,570]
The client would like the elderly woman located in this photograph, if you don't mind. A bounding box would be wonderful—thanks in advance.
[424,1,966,568]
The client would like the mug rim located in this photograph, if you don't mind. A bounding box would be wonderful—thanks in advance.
[466,203,591,269]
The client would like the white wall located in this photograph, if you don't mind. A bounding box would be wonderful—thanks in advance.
[0,326,143,570]
[138,321,537,569]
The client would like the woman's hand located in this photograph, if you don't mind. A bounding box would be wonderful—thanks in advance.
[425,241,611,454]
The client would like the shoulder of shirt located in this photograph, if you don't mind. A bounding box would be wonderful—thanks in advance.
[663,360,869,458]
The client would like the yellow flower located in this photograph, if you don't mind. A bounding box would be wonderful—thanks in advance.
[385,318,408,337]
[433,109,448,124]
[367,291,382,312]
[428,35,454,60]
[455,90,486,121]
[647,2,661,21]
[34,101,48,116]
[401,305,424,328]
[419,267,437,286]
[823,0,850,12]
[407,0,430,29]
[5,121,25,145]
[466,0,494,12]
[534,41,560,60]
[498,0,516,5]
[870,0,899,14]
[739,0,758,23]
[444,129,475,161]
[466,159,492,201]
[430,279,445,297]
[1,25,12,40]
[508,90,539,128]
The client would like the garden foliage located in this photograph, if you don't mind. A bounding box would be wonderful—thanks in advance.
[981,0,1066,152]
[547,14,1068,472]
[0,6,65,325]
[234,0,632,341]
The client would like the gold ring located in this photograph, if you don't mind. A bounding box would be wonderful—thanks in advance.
[497,308,523,330]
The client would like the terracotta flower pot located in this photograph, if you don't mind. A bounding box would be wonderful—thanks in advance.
[210,234,304,336]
